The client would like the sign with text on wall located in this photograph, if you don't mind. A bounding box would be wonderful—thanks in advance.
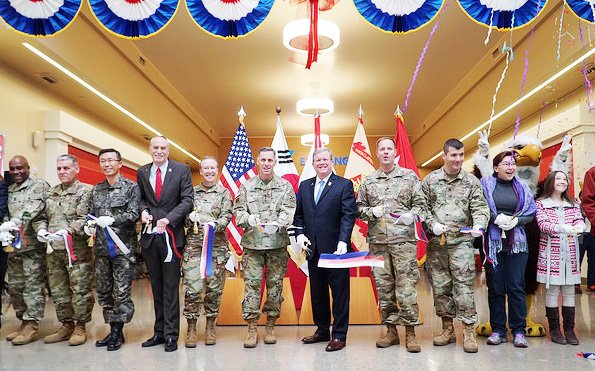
[300,154,349,166]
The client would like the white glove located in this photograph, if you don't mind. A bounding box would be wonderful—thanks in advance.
[0,221,16,232]
[432,223,446,235]
[264,223,279,234]
[500,218,518,231]
[296,234,311,252]
[37,229,50,243]
[248,214,260,227]
[558,134,572,159]
[0,231,14,246]
[399,213,415,225]
[477,130,490,157]
[84,224,96,236]
[10,218,22,226]
[556,224,576,235]
[494,214,512,226]
[372,206,384,218]
[188,211,199,223]
[470,225,485,237]
[333,241,348,255]
[95,216,115,228]
[573,223,587,234]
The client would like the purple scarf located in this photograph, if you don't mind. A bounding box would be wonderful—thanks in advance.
[481,175,536,266]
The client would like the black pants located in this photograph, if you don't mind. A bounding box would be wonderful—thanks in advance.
[142,238,182,340]
[308,257,350,341]
[579,234,595,286]
[0,248,7,317]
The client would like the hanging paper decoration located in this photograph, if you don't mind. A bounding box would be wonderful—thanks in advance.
[354,0,445,34]
[567,0,595,24]
[0,0,82,37]
[457,0,547,30]
[186,0,274,39]
[89,0,179,39]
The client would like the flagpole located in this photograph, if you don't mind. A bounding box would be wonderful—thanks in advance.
[238,106,247,125]
[357,104,364,118]
[394,105,402,117]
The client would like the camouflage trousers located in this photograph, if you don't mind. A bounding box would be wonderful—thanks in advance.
[425,241,477,324]
[7,250,46,322]
[242,248,288,321]
[46,247,94,323]
[370,242,421,326]
[182,244,228,320]
[95,254,135,323]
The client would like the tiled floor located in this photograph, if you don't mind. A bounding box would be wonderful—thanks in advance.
[1,273,593,370]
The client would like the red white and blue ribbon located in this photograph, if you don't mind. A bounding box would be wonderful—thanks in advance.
[46,230,77,268]
[567,0,595,24]
[457,0,547,30]
[10,227,25,249]
[89,0,179,39]
[460,226,489,263]
[389,213,429,243]
[185,0,274,39]
[152,226,182,263]
[87,215,131,258]
[0,0,82,36]
[200,223,215,278]
[354,0,445,34]
[318,251,385,269]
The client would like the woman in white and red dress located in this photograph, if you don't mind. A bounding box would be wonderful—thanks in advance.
[535,171,586,346]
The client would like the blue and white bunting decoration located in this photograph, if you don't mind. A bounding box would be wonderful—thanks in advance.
[354,0,445,34]
[457,0,548,30]
[0,0,82,37]
[88,0,179,39]
[566,0,595,24]
[185,0,274,39]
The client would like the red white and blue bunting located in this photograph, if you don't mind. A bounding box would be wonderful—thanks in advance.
[0,0,82,37]
[457,0,548,30]
[88,0,179,39]
[185,0,274,39]
[354,0,445,34]
[567,0,595,24]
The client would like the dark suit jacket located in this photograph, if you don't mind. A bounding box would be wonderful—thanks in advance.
[293,173,356,256]
[137,160,193,247]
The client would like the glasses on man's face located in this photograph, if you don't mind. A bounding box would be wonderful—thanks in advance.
[499,162,516,168]
[100,158,120,165]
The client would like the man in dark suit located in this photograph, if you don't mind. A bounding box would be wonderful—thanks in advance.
[293,147,356,352]
[137,136,193,352]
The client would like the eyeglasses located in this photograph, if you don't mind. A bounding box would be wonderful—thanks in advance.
[499,162,516,168]
[99,158,121,165]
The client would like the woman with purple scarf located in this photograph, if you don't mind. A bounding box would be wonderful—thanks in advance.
[480,152,536,348]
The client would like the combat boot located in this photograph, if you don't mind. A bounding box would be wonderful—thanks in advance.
[433,317,456,346]
[405,326,421,353]
[463,323,478,353]
[243,320,258,348]
[107,322,124,351]
[6,321,26,342]
[95,323,114,347]
[264,317,277,344]
[44,321,74,344]
[185,319,197,348]
[205,317,217,345]
[12,321,39,345]
[376,324,399,348]
[68,322,87,346]
[546,306,567,345]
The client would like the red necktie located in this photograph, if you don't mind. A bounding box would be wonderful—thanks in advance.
[155,167,162,201]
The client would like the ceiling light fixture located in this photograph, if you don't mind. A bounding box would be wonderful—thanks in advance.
[22,42,201,164]
[421,46,595,168]
[296,98,334,116]
[301,133,330,147]
[283,18,340,54]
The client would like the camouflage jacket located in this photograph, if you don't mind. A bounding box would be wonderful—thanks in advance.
[6,177,50,253]
[234,175,296,250]
[35,180,91,252]
[420,167,489,245]
[89,176,141,257]
[185,182,232,249]
[357,167,424,244]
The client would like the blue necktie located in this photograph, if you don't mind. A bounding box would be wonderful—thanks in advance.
[315,180,325,204]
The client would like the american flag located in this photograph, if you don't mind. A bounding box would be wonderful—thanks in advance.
[220,123,257,255]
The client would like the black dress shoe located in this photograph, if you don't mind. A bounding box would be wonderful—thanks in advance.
[302,333,331,344]
[142,335,165,348]
[164,338,178,352]
[95,333,112,347]
[107,323,124,351]
[325,339,346,352]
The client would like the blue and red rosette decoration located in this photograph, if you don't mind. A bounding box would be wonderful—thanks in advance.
[566,0,595,24]
[457,0,548,30]
[354,0,445,34]
[0,0,82,36]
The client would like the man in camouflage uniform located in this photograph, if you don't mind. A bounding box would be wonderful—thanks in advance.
[86,149,140,351]
[233,147,296,348]
[419,138,489,353]
[356,138,424,353]
[35,154,94,346]
[183,156,232,348]
[0,156,50,345]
